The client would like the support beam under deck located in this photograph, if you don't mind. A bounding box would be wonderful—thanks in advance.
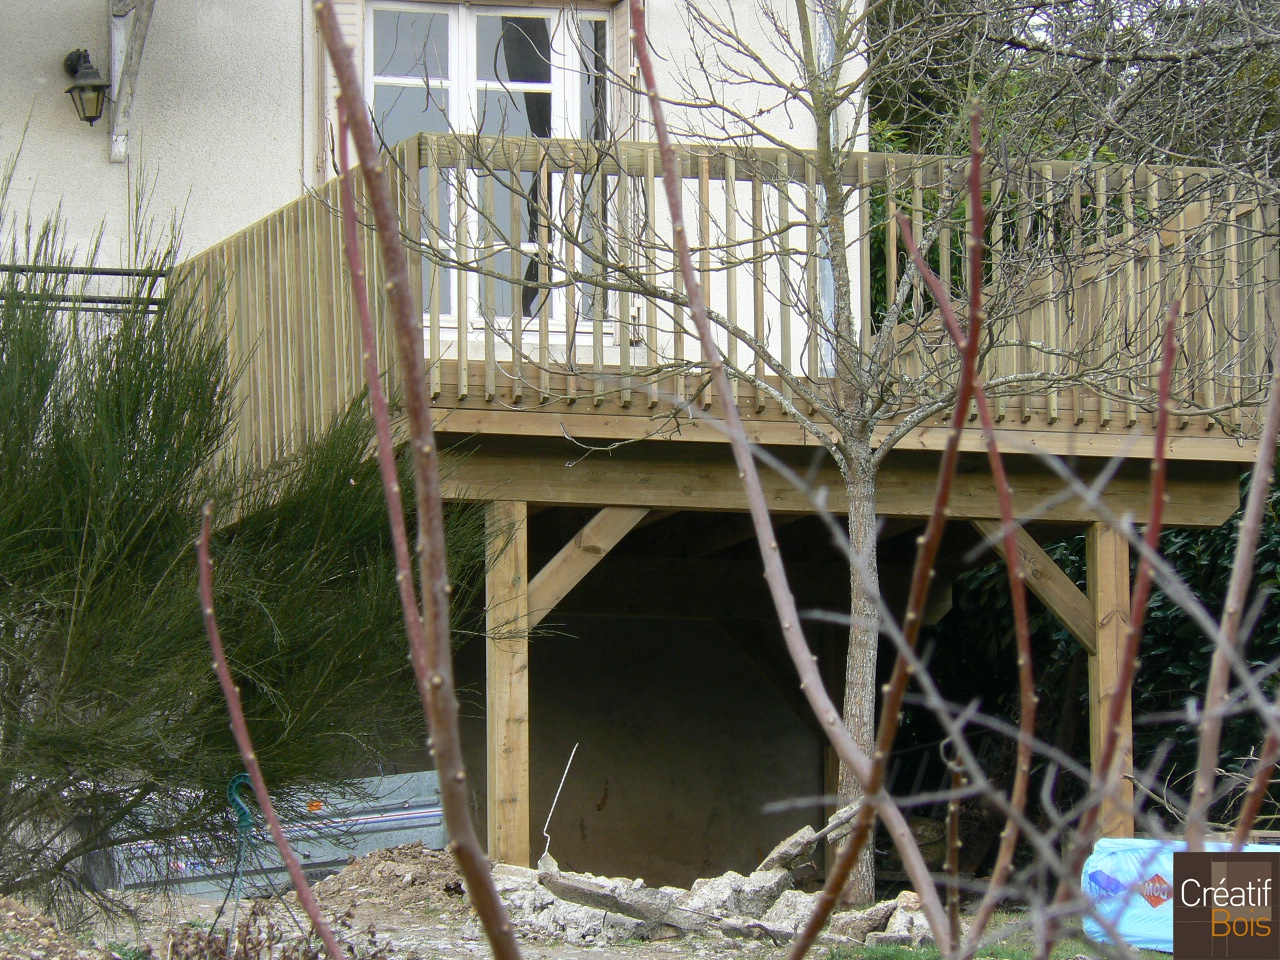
[970,520,1096,654]
[486,501,530,865]
[1086,522,1134,837]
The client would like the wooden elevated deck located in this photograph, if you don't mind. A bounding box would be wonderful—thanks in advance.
[176,135,1276,865]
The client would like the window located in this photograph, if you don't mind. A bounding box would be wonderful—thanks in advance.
[368,4,609,142]
[368,3,613,344]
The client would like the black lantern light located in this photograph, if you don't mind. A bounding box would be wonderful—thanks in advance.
[64,50,111,126]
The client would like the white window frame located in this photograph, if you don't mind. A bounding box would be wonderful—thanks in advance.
[366,1,614,353]
[366,2,608,140]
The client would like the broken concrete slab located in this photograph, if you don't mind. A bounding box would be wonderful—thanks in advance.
[865,931,914,947]
[882,889,933,946]
[681,868,792,919]
[538,869,703,930]
[757,824,818,872]
[760,889,818,934]
[828,898,896,941]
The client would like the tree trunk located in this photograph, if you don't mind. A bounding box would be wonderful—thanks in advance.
[838,447,880,905]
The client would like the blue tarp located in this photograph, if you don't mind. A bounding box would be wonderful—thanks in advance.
[1082,837,1280,953]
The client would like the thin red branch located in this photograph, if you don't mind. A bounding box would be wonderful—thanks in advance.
[313,6,522,957]
[1043,300,1180,943]
[630,0,950,952]
[196,506,346,960]
[1189,334,1280,850]
[898,204,1037,957]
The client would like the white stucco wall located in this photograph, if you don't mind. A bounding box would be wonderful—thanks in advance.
[0,0,318,265]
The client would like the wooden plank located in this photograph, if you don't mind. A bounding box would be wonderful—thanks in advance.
[617,153,632,407]
[970,520,1096,654]
[644,147,659,408]
[528,506,650,627]
[1086,521,1134,838]
[435,438,1242,526]
[778,153,793,402]
[725,155,738,403]
[509,143,524,406]
[698,155,714,410]
[485,500,531,867]
[752,171,767,411]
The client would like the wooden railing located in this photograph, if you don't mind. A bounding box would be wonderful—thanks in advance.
[179,135,1277,469]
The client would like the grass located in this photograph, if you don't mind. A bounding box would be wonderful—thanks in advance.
[825,910,1169,960]
[106,942,152,960]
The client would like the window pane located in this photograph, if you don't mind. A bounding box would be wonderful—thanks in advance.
[579,18,608,141]
[374,85,449,144]
[374,10,449,79]
[477,16,551,84]
[477,89,551,139]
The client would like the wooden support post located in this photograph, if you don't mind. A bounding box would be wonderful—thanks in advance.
[1086,522,1134,838]
[486,500,530,866]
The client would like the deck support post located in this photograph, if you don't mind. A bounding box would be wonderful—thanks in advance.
[1086,521,1134,837]
[486,500,531,866]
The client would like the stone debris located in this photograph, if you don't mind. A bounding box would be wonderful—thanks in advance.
[491,852,925,946]
[866,890,936,947]
[307,840,468,920]
[683,868,793,920]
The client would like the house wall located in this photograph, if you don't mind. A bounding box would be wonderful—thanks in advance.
[0,0,318,262]
[456,616,823,886]
[1,0,817,267]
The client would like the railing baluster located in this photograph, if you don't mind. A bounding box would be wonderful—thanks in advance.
[564,146,579,403]
[886,157,899,322]
[509,143,523,406]
[724,154,739,404]
[538,143,551,402]
[456,155,470,402]
[1226,186,1242,429]
[858,157,872,349]
[426,142,442,399]
[699,153,713,408]
[645,146,659,408]
[618,146,633,408]
[988,167,1004,421]
[806,156,819,398]
[1017,169,1033,423]
[1043,163,1059,425]
[1096,167,1111,426]
[778,152,793,402]
[482,173,497,402]
[671,150,685,405]
[1069,173,1083,425]
[752,169,767,412]
[1123,174,1138,426]
[591,145,606,406]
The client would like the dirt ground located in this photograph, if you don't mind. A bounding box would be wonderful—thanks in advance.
[70,844,792,960]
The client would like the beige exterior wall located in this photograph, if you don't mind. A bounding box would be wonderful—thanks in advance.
[0,0,321,263]
[2,0,818,267]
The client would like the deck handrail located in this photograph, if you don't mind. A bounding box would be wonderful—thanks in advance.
[178,134,1277,470]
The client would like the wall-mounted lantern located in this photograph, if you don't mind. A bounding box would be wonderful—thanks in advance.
[64,50,111,126]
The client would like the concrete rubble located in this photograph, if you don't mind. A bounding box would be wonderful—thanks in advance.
[481,826,936,945]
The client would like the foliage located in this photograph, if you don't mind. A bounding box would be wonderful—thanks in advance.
[865,0,1280,172]
[925,471,1280,829]
[0,209,484,916]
